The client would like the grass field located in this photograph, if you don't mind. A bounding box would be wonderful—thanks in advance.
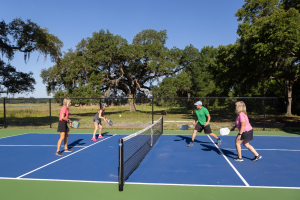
[0,129,299,200]
[1,103,300,132]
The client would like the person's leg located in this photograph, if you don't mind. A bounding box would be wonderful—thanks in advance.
[242,141,258,156]
[188,123,202,147]
[209,133,219,140]
[191,129,197,141]
[235,136,243,158]
[98,123,104,138]
[64,132,69,150]
[57,132,65,152]
[92,122,98,138]
[205,125,222,145]
[243,141,262,161]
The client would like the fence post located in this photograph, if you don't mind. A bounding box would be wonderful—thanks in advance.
[49,99,52,128]
[152,96,154,124]
[3,98,6,129]
[263,97,266,131]
[100,98,102,109]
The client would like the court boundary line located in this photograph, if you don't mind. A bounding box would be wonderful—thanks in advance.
[0,145,87,147]
[0,144,87,148]
[221,148,300,151]
[160,134,300,137]
[207,135,250,187]
[16,134,117,178]
[0,177,299,189]
[0,133,30,140]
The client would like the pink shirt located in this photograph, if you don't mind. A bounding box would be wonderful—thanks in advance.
[59,106,69,122]
[236,112,252,132]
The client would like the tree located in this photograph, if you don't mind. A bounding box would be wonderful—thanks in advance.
[153,45,221,99]
[0,60,35,94]
[211,0,300,115]
[0,18,63,95]
[41,29,183,111]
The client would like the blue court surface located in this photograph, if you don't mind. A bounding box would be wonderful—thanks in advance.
[0,133,299,189]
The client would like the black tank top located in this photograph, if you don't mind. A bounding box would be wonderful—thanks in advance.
[94,109,103,120]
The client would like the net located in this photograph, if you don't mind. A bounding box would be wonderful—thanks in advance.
[118,116,163,191]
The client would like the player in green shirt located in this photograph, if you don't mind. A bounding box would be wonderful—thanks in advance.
[188,101,222,147]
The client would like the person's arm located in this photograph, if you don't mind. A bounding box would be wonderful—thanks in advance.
[230,124,237,131]
[192,116,197,126]
[239,122,245,135]
[98,110,108,121]
[60,113,71,123]
[204,114,211,126]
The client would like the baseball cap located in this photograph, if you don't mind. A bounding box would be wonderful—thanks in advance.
[102,103,108,107]
[194,101,202,106]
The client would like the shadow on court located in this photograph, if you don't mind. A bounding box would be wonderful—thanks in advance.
[174,135,211,145]
[201,144,253,160]
[68,139,86,149]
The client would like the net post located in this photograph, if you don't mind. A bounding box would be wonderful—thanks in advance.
[3,98,6,129]
[118,138,124,191]
[49,99,52,128]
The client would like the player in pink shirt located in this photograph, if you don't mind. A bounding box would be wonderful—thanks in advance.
[231,101,262,162]
[56,98,73,156]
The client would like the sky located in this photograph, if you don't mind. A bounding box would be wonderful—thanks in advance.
[1,0,245,98]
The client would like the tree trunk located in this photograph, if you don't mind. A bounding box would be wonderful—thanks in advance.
[286,80,293,115]
[128,94,136,112]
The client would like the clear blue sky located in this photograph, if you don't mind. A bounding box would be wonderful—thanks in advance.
[1,0,245,98]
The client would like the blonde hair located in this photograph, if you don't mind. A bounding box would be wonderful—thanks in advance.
[63,98,71,108]
[235,101,247,115]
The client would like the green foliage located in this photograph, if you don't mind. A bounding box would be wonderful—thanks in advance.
[210,0,300,114]
[0,18,62,95]
[42,29,183,111]
[0,60,35,94]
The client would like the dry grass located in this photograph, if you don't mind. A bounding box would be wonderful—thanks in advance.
[0,103,299,131]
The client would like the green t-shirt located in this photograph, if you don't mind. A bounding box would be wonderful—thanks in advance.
[195,106,210,125]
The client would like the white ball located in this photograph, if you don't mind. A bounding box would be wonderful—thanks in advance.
[119,115,121,117]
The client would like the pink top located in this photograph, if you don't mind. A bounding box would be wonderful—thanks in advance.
[236,112,252,132]
[59,106,69,122]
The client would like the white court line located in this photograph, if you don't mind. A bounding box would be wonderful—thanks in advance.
[0,145,87,147]
[16,134,117,178]
[0,133,30,140]
[222,148,300,152]
[207,135,250,187]
[0,177,299,189]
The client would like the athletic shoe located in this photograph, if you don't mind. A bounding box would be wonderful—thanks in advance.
[187,142,194,147]
[233,157,243,162]
[64,149,73,152]
[91,138,97,142]
[252,154,262,161]
[55,151,63,156]
[98,135,104,139]
[217,138,222,146]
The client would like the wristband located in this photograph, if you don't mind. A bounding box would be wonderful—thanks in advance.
[238,133,242,135]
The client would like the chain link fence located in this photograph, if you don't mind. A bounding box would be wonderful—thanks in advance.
[0,97,299,131]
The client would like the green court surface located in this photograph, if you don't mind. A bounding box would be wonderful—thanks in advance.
[0,128,299,200]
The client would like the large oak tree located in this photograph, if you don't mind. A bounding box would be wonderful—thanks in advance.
[41,29,183,111]
[0,18,62,95]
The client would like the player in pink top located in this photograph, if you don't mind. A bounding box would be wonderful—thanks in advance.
[56,98,73,156]
[231,101,262,162]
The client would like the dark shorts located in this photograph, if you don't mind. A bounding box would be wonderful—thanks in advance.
[93,118,101,124]
[195,123,212,134]
[239,129,254,141]
[57,121,69,133]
